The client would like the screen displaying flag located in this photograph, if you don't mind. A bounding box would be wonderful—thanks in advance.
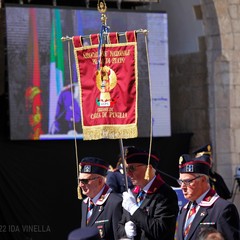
[6,6,170,140]
[48,9,65,133]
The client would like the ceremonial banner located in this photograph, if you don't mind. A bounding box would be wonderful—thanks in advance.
[72,31,138,140]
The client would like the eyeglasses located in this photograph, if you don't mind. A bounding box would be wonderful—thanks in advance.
[126,164,145,173]
[177,175,201,186]
[78,177,100,184]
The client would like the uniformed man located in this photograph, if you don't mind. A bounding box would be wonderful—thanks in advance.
[192,144,231,200]
[117,146,179,240]
[78,157,122,239]
[176,154,240,240]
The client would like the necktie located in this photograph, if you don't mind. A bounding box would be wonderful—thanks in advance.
[136,190,145,206]
[86,199,94,224]
[184,201,197,239]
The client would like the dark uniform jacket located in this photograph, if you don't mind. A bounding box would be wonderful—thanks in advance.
[176,189,240,240]
[117,174,179,240]
[81,185,122,240]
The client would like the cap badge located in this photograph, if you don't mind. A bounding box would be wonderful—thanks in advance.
[186,165,194,172]
[83,165,91,173]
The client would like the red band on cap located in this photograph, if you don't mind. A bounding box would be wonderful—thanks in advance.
[179,160,211,168]
[126,152,159,161]
[80,162,109,170]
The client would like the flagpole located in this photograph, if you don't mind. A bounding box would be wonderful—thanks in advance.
[119,139,129,191]
[97,0,130,192]
[98,1,129,191]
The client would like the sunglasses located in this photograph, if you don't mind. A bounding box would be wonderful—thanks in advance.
[126,164,145,173]
[177,175,201,186]
[78,177,100,184]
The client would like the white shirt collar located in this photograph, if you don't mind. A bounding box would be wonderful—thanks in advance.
[142,175,156,193]
[90,186,105,204]
[195,187,211,205]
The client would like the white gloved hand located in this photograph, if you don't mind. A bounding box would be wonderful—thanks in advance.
[124,221,137,238]
[122,189,139,215]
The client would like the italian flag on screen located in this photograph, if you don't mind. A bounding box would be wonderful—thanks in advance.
[48,9,65,133]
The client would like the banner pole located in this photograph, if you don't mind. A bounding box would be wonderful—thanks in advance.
[119,139,129,191]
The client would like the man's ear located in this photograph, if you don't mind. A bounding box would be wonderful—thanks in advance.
[202,175,208,183]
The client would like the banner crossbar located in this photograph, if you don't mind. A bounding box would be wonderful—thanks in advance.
[61,29,148,42]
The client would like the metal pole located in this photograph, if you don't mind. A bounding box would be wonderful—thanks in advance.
[61,29,148,42]
[119,139,129,191]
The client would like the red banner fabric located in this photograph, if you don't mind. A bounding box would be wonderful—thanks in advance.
[72,31,138,140]
[90,34,99,45]
[108,32,119,44]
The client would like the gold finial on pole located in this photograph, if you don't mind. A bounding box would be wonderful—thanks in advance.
[97,0,107,26]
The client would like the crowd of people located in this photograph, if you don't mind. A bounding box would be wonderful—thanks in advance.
[68,144,240,240]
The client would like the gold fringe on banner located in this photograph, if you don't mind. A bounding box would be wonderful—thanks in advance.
[83,125,137,140]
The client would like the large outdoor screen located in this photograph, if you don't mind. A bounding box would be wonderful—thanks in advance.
[5,4,170,140]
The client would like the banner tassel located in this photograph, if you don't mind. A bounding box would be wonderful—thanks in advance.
[144,165,150,181]
[77,186,83,200]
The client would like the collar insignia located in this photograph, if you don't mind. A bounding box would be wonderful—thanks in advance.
[99,194,105,202]
[199,189,219,207]
[96,185,111,205]
[205,196,212,202]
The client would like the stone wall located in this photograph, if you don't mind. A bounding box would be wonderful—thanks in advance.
[170,51,210,150]
[201,0,240,210]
